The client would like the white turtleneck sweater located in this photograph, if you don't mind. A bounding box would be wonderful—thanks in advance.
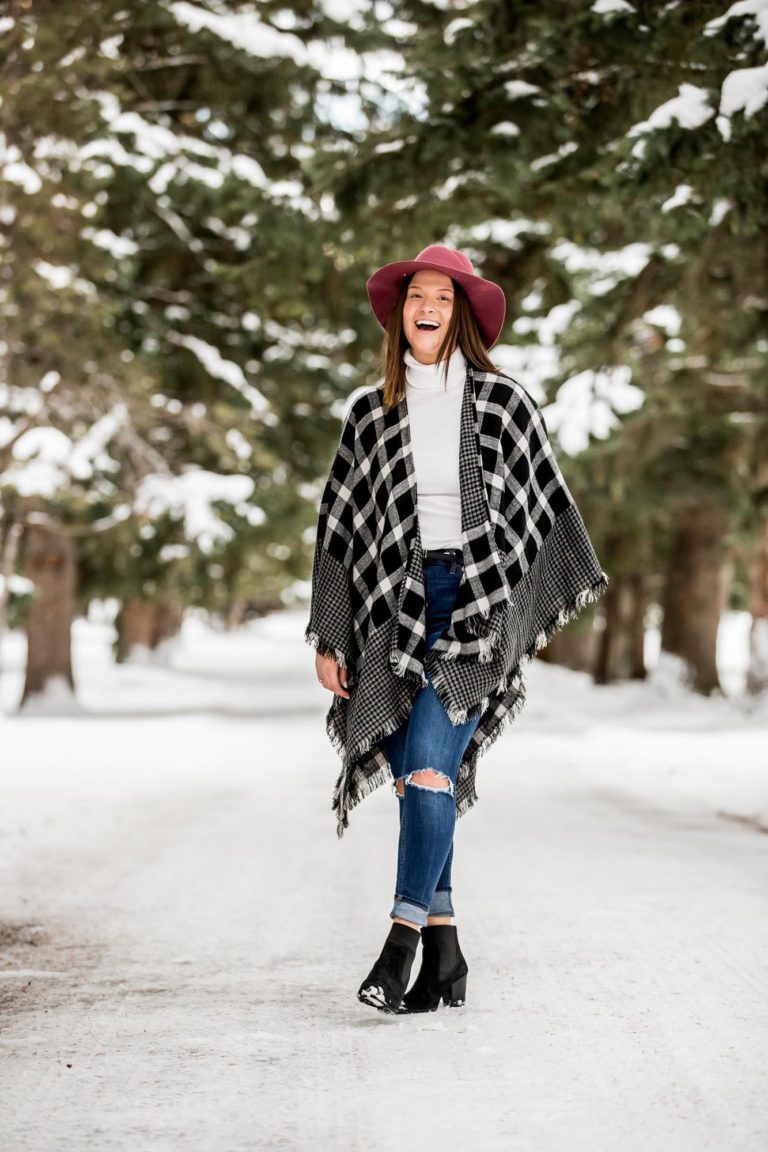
[404,345,466,550]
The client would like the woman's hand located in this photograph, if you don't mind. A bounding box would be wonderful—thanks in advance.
[315,652,350,699]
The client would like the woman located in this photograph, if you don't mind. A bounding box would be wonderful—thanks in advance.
[305,245,608,1015]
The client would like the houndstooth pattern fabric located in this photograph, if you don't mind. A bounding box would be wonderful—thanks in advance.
[305,363,609,837]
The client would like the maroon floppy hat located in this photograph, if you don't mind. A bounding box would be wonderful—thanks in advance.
[366,244,507,349]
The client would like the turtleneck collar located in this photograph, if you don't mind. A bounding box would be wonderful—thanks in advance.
[404,344,467,392]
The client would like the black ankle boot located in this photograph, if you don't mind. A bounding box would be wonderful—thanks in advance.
[398,924,468,1013]
[357,922,420,1013]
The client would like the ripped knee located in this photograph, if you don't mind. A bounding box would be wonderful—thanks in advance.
[404,768,454,796]
[395,778,404,797]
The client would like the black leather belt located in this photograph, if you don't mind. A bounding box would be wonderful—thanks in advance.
[423,547,463,563]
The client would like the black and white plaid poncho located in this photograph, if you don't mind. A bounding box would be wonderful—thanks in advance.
[305,362,609,837]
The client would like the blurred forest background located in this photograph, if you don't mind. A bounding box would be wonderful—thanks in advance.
[0,0,766,709]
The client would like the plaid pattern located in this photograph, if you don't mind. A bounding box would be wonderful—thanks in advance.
[305,363,609,837]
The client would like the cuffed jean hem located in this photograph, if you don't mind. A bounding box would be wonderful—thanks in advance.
[391,889,455,926]
[390,897,429,928]
[429,887,455,917]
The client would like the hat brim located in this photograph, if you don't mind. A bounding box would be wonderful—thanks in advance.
[366,257,506,349]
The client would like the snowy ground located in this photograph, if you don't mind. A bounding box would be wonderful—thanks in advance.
[0,609,767,1152]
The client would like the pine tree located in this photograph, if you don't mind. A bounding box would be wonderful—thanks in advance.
[321,0,768,693]
[0,1,382,699]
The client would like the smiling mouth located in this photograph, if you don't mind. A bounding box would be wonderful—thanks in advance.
[415,320,440,331]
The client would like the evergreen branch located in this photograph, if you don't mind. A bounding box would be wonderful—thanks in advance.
[21,508,131,538]
[0,417,40,471]
[131,100,206,113]
[133,57,207,73]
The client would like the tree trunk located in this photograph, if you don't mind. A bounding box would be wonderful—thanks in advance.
[660,500,733,694]
[226,596,247,631]
[537,626,598,673]
[0,514,24,668]
[115,599,183,662]
[628,572,647,678]
[151,600,183,650]
[595,571,648,684]
[20,523,77,705]
[115,599,153,661]
[746,516,768,695]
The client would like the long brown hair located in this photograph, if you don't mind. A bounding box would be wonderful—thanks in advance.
[378,274,502,414]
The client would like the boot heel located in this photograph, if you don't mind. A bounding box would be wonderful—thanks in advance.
[442,973,467,1007]
[398,925,469,1015]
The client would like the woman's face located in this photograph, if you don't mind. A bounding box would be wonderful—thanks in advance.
[402,270,455,364]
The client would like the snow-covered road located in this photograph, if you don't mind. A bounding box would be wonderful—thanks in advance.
[1,612,767,1151]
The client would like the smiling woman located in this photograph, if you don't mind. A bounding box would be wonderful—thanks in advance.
[403,270,455,364]
[306,244,608,1015]
[366,246,506,414]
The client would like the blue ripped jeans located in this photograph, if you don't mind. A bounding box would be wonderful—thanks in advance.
[379,550,482,928]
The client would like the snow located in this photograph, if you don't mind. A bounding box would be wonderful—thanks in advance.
[503,79,542,99]
[661,183,695,213]
[532,300,582,345]
[550,239,654,294]
[79,136,153,177]
[0,573,35,596]
[628,83,715,134]
[455,216,552,252]
[720,62,768,118]
[82,228,139,259]
[433,172,475,200]
[318,0,369,29]
[0,134,42,194]
[170,1,323,64]
[0,609,766,1149]
[627,84,714,158]
[99,34,123,60]
[591,0,636,14]
[495,347,553,395]
[225,428,253,462]
[717,63,768,138]
[372,139,406,154]
[704,0,768,47]
[542,367,645,455]
[172,0,379,78]
[531,141,579,171]
[93,95,219,164]
[260,319,356,355]
[33,261,96,297]
[39,371,61,393]
[81,92,318,212]
[168,333,269,416]
[709,197,734,231]
[642,304,682,336]
[0,410,126,498]
[493,298,586,404]
[133,469,260,553]
[490,121,521,137]
[444,18,475,44]
[169,0,408,93]
[69,410,124,481]
[1,430,94,499]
